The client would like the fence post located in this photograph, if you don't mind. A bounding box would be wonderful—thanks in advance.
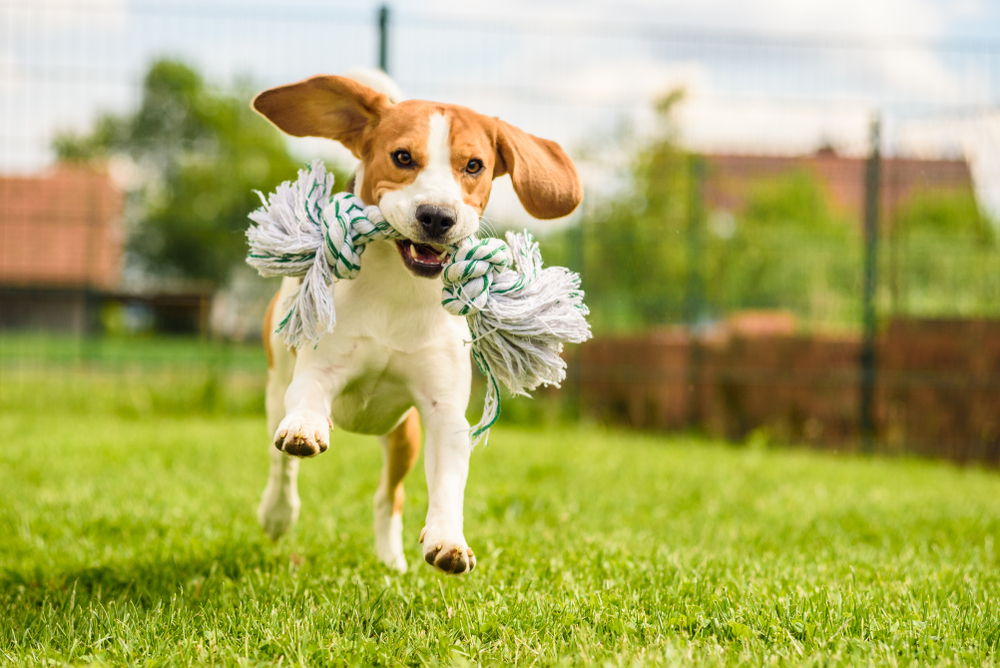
[685,155,707,427]
[376,5,390,73]
[859,115,881,452]
[684,155,707,328]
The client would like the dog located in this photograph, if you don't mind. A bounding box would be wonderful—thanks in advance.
[251,73,582,574]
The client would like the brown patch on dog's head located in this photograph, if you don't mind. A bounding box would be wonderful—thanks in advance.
[252,75,582,222]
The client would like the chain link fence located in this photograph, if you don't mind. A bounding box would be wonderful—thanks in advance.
[2,1,998,460]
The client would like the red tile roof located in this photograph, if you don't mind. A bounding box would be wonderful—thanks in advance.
[0,164,123,289]
[704,152,973,224]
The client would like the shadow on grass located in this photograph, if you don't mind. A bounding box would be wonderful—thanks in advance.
[0,539,290,610]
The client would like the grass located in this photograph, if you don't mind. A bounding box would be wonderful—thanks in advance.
[1,336,999,665]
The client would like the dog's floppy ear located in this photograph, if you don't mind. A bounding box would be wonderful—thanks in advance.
[252,75,390,157]
[493,120,583,219]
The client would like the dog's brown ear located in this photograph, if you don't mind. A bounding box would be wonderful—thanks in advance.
[252,75,390,157]
[492,120,583,219]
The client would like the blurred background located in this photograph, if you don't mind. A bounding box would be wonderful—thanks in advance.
[1,0,997,464]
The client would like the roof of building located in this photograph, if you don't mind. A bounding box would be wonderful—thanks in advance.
[0,163,123,289]
[704,151,973,223]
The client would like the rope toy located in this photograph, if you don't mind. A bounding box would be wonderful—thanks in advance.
[246,160,591,442]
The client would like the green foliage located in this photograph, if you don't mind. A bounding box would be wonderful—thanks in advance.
[706,170,860,327]
[544,92,864,334]
[545,91,693,333]
[2,349,999,665]
[894,187,995,241]
[888,189,999,317]
[55,60,306,286]
[547,94,1000,333]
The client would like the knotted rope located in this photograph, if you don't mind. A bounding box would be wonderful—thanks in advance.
[247,160,591,442]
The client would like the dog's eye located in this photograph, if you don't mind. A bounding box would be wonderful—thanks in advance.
[391,150,413,168]
[465,158,484,175]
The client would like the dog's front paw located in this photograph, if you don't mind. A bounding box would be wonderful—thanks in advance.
[419,527,476,575]
[274,410,330,457]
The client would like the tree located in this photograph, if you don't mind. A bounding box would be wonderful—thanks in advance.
[706,170,859,328]
[889,188,998,316]
[542,90,863,333]
[55,59,306,287]
[542,90,693,333]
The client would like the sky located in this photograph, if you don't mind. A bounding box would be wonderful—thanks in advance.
[3,0,1000,220]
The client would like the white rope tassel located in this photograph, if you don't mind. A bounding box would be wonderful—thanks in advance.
[442,234,591,440]
[246,161,591,443]
[246,160,398,347]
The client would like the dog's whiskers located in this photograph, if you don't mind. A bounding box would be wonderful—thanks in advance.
[478,216,499,239]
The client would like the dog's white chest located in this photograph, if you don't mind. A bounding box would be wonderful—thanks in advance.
[310,240,468,433]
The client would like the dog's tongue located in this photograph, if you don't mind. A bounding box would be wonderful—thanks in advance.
[397,239,449,270]
[412,243,443,264]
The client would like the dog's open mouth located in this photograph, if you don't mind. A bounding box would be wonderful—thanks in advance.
[395,239,450,278]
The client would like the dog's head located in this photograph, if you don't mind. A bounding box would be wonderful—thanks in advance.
[252,75,582,278]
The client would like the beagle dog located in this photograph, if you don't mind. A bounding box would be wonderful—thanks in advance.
[252,74,582,574]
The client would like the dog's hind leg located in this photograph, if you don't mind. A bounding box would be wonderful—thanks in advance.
[374,408,421,572]
[258,285,302,540]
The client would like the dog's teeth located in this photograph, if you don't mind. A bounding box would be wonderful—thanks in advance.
[408,244,420,260]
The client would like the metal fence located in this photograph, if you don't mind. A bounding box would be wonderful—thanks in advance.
[2,1,998,458]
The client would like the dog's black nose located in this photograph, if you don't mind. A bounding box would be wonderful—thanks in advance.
[416,205,456,238]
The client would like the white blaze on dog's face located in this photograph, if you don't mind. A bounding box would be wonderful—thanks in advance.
[252,75,582,278]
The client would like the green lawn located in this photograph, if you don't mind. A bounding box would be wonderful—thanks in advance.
[1,343,998,665]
